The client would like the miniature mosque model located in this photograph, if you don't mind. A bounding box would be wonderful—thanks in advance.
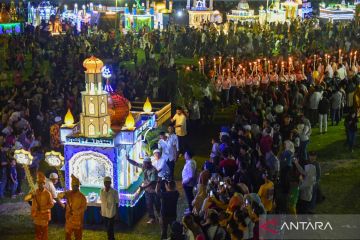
[187,0,222,28]
[60,56,171,224]
[227,0,258,24]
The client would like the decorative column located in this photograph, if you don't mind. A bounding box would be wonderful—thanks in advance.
[209,0,213,10]
[187,0,191,9]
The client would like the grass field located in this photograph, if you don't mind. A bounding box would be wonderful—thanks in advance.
[1,106,360,239]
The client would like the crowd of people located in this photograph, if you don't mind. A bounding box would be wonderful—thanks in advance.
[142,68,359,239]
[0,13,360,240]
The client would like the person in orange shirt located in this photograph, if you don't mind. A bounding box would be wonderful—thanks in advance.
[31,172,54,240]
[64,175,87,240]
[258,171,274,213]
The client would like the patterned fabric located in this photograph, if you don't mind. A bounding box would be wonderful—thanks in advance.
[50,124,61,149]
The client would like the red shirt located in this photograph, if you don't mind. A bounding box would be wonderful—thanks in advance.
[219,158,237,169]
[260,135,273,155]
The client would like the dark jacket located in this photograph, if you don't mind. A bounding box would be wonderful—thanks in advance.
[318,98,330,115]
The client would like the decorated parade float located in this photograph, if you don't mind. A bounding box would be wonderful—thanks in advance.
[187,0,222,28]
[61,3,98,33]
[227,0,258,24]
[27,1,57,27]
[259,0,287,24]
[0,0,25,35]
[259,0,312,24]
[319,0,358,22]
[57,56,171,225]
[152,0,173,30]
[124,0,155,31]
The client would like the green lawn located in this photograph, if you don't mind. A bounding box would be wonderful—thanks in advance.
[121,49,196,71]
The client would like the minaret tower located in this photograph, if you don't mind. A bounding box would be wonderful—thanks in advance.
[80,56,111,137]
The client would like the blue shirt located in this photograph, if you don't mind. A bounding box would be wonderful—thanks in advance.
[10,166,17,181]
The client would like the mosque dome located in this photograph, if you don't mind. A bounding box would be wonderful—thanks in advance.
[83,56,104,74]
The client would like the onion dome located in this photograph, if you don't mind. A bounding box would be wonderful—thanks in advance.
[108,92,130,131]
[83,56,104,74]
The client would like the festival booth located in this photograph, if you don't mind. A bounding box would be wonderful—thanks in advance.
[319,1,356,22]
[187,0,222,29]
[57,56,171,226]
[124,0,155,31]
[0,1,25,35]
[227,0,259,24]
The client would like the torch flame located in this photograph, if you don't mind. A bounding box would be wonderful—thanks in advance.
[64,109,75,126]
[125,112,135,130]
[143,97,152,113]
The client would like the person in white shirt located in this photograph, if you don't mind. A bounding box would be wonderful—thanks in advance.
[293,159,316,214]
[166,126,179,179]
[182,150,197,212]
[100,177,119,240]
[171,107,187,154]
[325,63,334,78]
[158,132,170,161]
[336,64,347,80]
[152,149,170,179]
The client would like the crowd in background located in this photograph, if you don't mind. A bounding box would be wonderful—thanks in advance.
[0,15,360,240]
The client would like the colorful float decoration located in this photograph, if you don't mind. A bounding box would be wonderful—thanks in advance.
[124,0,155,31]
[0,1,25,35]
[319,0,357,22]
[152,0,173,29]
[60,56,171,225]
[227,0,259,24]
[27,1,57,27]
[187,0,222,29]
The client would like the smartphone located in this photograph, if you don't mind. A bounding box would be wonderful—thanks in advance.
[210,191,214,197]
[220,181,224,186]
[245,199,249,206]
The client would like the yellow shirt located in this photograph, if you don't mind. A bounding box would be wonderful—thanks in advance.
[258,181,274,212]
[172,114,187,136]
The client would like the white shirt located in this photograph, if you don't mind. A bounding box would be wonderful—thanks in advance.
[152,156,170,178]
[325,64,333,78]
[337,67,347,80]
[100,187,119,218]
[167,134,179,161]
[300,164,316,201]
[182,159,196,186]
[172,114,187,136]
[158,139,170,160]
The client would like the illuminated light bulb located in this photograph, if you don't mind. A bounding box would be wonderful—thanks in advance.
[125,112,135,130]
[143,97,152,113]
[64,108,75,126]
